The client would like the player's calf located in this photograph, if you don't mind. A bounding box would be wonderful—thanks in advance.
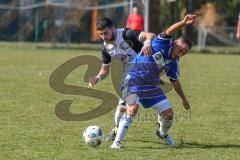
[111,104,139,149]
[106,104,127,141]
[156,108,175,146]
[158,108,174,136]
[115,105,126,128]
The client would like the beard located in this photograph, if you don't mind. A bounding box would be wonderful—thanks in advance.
[107,28,115,42]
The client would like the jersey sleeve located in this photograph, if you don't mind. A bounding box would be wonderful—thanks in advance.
[158,32,172,39]
[124,28,141,43]
[151,32,173,57]
[153,32,172,47]
[166,61,180,81]
[101,47,111,64]
[122,28,143,53]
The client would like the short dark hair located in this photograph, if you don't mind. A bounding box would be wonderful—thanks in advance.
[96,17,113,30]
[180,36,193,49]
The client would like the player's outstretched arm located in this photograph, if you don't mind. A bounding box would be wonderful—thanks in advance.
[88,65,110,88]
[171,79,190,110]
[165,14,196,36]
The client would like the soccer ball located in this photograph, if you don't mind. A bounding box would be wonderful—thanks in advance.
[83,126,104,147]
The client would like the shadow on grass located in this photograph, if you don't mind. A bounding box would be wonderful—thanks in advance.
[177,140,240,149]
[128,139,172,150]
[130,139,240,150]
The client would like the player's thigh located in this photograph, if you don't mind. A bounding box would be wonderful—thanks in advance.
[160,108,173,120]
[151,98,173,120]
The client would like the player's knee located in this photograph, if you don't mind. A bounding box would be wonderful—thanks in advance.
[161,108,174,120]
[126,105,139,117]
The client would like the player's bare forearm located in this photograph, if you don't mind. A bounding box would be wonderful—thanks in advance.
[171,79,190,110]
[171,80,187,101]
[165,14,196,36]
[88,64,110,88]
[166,21,186,36]
[97,64,110,80]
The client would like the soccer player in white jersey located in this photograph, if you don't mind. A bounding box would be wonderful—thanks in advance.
[110,14,196,149]
[88,18,155,140]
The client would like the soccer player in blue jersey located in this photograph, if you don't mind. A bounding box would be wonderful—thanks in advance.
[88,18,155,141]
[111,14,196,149]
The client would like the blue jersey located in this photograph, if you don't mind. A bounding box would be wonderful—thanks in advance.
[122,33,179,100]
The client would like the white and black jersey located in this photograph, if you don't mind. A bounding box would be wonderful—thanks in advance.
[101,28,143,65]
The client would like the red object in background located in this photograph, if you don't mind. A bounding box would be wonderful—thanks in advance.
[127,14,144,31]
[236,12,240,39]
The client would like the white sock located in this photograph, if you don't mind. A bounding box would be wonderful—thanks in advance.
[114,108,124,127]
[158,115,173,136]
[114,113,133,142]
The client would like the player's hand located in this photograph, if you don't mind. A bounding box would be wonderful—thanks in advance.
[159,80,165,85]
[182,98,190,110]
[88,77,99,88]
[141,41,152,56]
[183,14,196,25]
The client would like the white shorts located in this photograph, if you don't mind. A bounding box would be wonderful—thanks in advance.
[119,96,171,113]
[136,96,171,114]
[149,98,172,113]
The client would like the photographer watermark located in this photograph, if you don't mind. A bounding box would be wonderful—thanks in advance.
[135,111,191,122]
[49,55,174,121]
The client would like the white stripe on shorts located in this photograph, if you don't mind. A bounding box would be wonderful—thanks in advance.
[151,99,171,113]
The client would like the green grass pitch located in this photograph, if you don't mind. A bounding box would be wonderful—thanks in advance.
[0,44,240,160]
